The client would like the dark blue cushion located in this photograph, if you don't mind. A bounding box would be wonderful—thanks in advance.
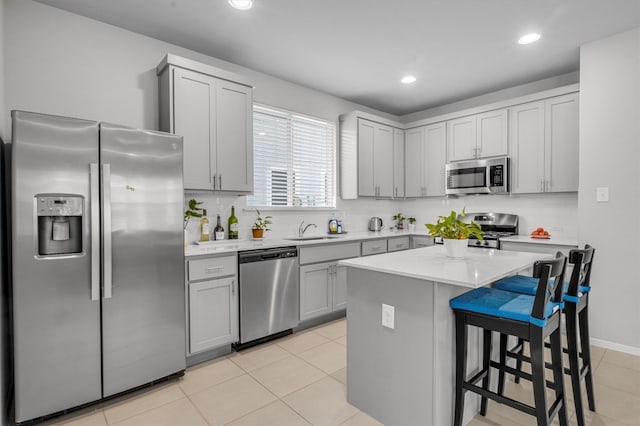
[450,287,562,327]
[493,275,590,302]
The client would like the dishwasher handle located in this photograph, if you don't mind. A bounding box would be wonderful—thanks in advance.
[238,247,298,264]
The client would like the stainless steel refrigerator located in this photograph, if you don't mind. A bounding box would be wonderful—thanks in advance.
[10,111,186,423]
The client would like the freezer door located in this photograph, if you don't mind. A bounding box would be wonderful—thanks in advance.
[11,111,101,422]
[99,123,185,397]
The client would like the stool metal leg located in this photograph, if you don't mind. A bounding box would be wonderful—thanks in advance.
[454,312,468,426]
[514,337,524,384]
[565,303,585,426]
[497,333,507,396]
[549,326,568,426]
[530,329,550,426]
[579,302,596,411]
[480,329,492,415]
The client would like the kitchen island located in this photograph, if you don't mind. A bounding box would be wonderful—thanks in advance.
[339,246,548,426]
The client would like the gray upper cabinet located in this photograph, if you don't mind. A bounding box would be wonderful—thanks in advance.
[405,123,446,197]
[510,93,579,193]
[358,118,394,197]
[447,109,508,161]
[157,54,253,192]
[393,128,405,198]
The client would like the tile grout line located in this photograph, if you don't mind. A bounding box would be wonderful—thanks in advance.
[104,382,185,425]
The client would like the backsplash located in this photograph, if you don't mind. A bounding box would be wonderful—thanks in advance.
[184,191,578,243]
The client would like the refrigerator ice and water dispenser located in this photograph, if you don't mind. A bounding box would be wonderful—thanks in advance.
[36,195,83,256]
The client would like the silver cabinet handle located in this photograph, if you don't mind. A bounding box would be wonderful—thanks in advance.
[213,174,217,189]
[232,279,235,295]
[90,163,100,301]
[205,266,223,273]
[102,164,113,299]
[219,174,222,190]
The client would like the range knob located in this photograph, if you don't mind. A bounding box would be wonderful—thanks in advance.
[475,240,481,246]
[483,241,490,246]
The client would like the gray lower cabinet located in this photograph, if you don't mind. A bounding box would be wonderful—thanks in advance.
[388,236,410,252]
[299,243,360,321]
[411,235,435,249]
[186,255,238,355]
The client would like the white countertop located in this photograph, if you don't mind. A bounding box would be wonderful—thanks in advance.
[185,230,430,257]
[501,235,579,247]
[339,246,549,288]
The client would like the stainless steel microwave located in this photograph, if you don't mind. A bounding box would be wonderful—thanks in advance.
[445,157,509,195]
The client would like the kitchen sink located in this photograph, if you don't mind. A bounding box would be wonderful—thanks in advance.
[285,236,340,241]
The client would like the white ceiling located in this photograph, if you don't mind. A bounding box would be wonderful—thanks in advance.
[35,0,640,116]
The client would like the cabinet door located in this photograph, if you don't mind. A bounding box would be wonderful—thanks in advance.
[173,67,216,190]
[447,116,477,161]
[510,101,545,194]
[404,127,425,197]
[424,122,446,196]
[545,93,579,192]
[393,128,405,198]
[476,109,508,158]
[216,81,253,192]
[373,124,394,197]
[300,263,332,321]
[358,119,376,196]
[333,264,348,311]
[189,277,237,354]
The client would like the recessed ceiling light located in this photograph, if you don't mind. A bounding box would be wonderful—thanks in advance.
[228,0,253,10]
[518,33,541,45]
[401,76,417,84]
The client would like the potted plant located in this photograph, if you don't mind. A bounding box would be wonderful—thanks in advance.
[407,217,417,232]
[252,210,272,239]
[393,212,406,230]
[425,208,483,259]
[183,199,204,247]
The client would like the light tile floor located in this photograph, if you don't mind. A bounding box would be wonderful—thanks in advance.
[48,318,639,425]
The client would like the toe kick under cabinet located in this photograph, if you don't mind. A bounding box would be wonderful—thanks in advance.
[185,254,238,355]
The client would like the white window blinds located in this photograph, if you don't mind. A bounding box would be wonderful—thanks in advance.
[248,105,336,208]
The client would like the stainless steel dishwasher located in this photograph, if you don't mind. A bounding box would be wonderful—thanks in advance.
[237,247,299,347]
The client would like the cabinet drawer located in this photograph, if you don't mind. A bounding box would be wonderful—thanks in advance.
[361,239,388,256]
[411,235,435,249]
[299,242,361,265]
[188,255,237,281]
[388,236,410,252]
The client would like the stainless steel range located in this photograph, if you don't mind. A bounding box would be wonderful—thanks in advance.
[462,212,519,249]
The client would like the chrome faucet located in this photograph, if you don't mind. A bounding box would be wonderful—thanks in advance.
[298,221,317,237]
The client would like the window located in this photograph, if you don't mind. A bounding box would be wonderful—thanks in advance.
[248,105,336,208]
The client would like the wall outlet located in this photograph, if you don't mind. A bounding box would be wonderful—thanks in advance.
[382,304,395,329]
[596,187,609,202]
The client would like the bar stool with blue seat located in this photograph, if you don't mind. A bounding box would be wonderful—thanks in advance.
[493,245,596,426]
[450,252,568,426]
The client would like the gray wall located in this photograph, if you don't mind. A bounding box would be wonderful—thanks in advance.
[2,0,397,137]
[579,28,640,351]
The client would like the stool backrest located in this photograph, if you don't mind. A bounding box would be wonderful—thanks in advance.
[531,251,567,322]
[566,244,595,296]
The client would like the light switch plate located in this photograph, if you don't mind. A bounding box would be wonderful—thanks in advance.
[596,187,609,202]
[382,304,395,329]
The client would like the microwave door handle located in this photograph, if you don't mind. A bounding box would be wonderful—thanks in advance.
[90,163,100,301]
[102,164,113,299]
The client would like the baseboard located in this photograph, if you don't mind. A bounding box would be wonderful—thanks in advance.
[591,338,640,356]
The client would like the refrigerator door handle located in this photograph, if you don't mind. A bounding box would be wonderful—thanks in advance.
[90,163,100,301]
[102,163,113,299]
